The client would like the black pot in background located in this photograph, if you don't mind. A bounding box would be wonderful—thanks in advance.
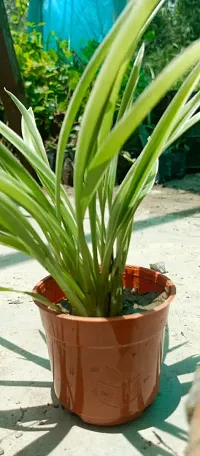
[156,149,172,184]
[171,149,187,179]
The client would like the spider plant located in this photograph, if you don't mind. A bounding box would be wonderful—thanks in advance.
[1,0,200,317]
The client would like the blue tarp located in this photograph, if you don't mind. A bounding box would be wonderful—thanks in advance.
[28,0,126,53]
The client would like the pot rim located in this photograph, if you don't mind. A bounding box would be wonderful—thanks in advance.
[33,265,176,323]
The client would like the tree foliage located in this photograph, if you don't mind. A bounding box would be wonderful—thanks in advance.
[144,0,200,74]
[173,0,200,47]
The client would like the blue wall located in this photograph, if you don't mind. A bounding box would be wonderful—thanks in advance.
[28,0,126,53]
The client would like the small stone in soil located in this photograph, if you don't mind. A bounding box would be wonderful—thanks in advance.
[15,431,23,438]
[150,262,168,274]
[56,299,74,314]
[38,420,46,426]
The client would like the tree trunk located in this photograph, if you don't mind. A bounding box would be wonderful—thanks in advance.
[0,0,35,177]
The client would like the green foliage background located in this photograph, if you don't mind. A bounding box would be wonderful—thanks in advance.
[2,0,200,169]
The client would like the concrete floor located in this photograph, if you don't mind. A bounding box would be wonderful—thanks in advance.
[0,176,200,456]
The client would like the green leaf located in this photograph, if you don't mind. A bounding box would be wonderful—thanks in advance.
[55,0,136,219]
[5,90,49,165]
[0,232,29,255]
[83,41,200,210]
[107,61,200,254]
[0,121,76,234]
[117,42,145,119]
[0,142,54,212]
[74,0,162,219]
[166,112,200,148]
[34,106,46,112]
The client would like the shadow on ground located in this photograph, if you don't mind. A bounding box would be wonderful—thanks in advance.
[164,174,200,195]
[131,206,200,233]
[85,206,200,243]
[0,252,32,270]
[0,327,199,456]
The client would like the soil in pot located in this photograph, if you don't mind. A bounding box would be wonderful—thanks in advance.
[122,288,168,315]
[57,288,169,316]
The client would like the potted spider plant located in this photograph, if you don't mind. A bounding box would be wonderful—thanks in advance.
[1,0,200,426]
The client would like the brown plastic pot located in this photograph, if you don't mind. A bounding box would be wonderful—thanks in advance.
[33,265,176,426]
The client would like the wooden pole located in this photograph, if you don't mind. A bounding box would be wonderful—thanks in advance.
[0,0,35,176]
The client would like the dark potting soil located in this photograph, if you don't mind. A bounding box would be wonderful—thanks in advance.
[56,299,74,315]
[121,288,168,315]
[57,288,168,316]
